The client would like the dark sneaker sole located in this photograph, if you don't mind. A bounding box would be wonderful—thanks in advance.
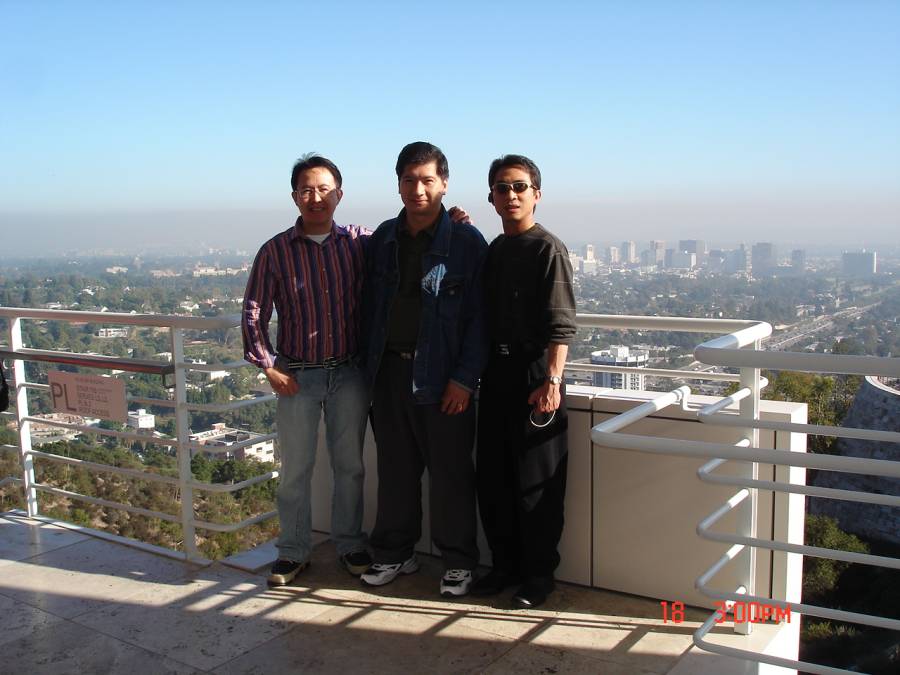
[267,561,309,586]
[440,587,471,598]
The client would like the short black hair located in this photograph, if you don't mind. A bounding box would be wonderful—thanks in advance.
[488,154,541,189]
[291,153,343,190]
[395,141,449,180]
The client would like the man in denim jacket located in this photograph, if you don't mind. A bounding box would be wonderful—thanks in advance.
[360,141,488,598]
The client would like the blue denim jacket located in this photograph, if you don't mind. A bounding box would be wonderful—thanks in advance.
[362,207,489,404]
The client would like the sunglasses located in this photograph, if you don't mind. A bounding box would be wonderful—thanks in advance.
[491,181,536,195]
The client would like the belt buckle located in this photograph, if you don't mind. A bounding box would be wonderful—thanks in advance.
[498,343,510,356]
[322,357,339,369]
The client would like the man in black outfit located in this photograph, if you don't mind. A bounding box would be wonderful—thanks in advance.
[472,154,576,609]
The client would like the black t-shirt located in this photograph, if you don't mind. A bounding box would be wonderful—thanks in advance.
[484,223,576,348]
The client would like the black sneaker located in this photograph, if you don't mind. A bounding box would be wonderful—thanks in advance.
[340,550,373,576]
[512,577,555,609]
[471,569,522,597]
[267,558,309,586]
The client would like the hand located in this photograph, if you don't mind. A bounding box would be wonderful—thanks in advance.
[447,205,472,225]
[527,380,561,414]
[440,381,471,415]
[265,367,299,397]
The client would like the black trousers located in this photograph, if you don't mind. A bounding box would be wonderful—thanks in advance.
[476,353,568,579]
[369,352,479,570]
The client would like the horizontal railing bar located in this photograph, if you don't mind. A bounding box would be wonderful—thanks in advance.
[194,509,277,532]
[177,360,248,372]
[184,395,275,413]
[33,483,181,522]
[21,417,178,447]
[591,429,900,477]
[704,529,900,570]
[590,387,691,434]
[699,460,900,508]
[2,510,211,566]
[695,344,900,378]
[0,348,174,376]
[575,313,765,334]
[1,443,19,454]
[702,585,900,632]
[0,306,238,329]
[189,470,279,493]
[0,476,22,488]
[28,449,181,486]
[128,396,177,408]
[693,612,854,675]
[565,363,740,382]
[695,543,745,589]
[694,480,900,568]
[700,411,900,444]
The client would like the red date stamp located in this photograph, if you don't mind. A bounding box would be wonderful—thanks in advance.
[660,600,791,624]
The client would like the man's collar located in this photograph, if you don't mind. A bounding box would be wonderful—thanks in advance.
[289,217,349,240]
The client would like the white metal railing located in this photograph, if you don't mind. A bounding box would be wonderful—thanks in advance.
[588,313,899,675]
[2,307,898,673]
[0,307,276,563]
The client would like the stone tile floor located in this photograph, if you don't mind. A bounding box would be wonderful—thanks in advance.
[0,512,756,674]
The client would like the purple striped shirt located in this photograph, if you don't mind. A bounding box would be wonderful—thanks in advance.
[242,219,370,369]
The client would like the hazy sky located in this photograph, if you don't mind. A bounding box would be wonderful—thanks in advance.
[2,1,899,255]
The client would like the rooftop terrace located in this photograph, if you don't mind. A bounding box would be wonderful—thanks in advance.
[1,511,777,674]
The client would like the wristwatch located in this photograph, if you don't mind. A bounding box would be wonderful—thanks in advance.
[547,375,563,385]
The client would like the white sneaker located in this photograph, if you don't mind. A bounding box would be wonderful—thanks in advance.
[440,569,473,597]
[360,556,419,586]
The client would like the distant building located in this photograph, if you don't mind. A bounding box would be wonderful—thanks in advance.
[583,244,596,262]
[127,408,156,431]
[590,346,649,390]
[568,252,583,272]
[751,242,777,276]
[669,250,696,270]
[29,413,100,446]
[190,423,275,462]
[95,327,129,338]
[105,266,128,274]
[842,250,877,277]
[791,249,806,274]
[649,240,665,265]
[678,240,706,266]
[621,240,637,264]
[606,246,620,264]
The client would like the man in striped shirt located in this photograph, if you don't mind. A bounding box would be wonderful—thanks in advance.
[242,154,372,585]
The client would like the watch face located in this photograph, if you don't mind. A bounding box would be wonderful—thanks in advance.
[548,375,562,385]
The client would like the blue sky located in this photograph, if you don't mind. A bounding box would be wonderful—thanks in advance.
[2,1,899,254]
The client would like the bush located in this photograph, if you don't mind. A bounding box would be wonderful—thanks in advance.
[802,514,869,602]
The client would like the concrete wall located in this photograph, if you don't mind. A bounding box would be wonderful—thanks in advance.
[308,387,807,610]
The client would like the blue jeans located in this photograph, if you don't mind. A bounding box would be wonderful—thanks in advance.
[275,362,368,562]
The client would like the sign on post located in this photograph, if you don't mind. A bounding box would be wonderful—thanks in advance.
[48,371,127,423]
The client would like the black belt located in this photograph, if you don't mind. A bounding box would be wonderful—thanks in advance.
[285,355,354,370]
[387,349,415,360]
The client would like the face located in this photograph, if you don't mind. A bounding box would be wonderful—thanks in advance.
[292,166,343,230]
[490,166,540,226]
[398,161,447,220]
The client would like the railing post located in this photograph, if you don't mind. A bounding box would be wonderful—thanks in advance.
[171,327,200,561]
[9,317,38,516]
[735,340,762,635]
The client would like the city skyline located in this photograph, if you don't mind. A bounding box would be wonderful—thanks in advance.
[2,1,899,255]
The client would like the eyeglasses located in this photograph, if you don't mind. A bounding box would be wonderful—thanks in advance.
[295,185,335,200]
[491,181,535,195]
